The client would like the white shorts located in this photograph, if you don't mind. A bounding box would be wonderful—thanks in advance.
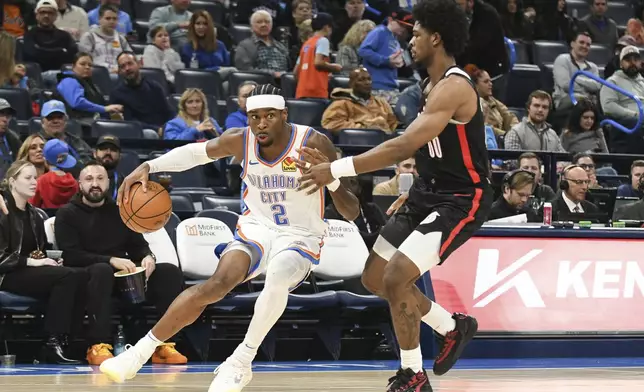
[219,219,323,287]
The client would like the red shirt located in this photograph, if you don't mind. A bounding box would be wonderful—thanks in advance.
[30,171,79,209]
[295,35,330,99]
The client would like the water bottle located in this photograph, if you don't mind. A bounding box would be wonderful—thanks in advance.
[190,54,199,69]
[398,173,414,194]
[114,325,126,356]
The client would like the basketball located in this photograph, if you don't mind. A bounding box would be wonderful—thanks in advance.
[119,181,172,234]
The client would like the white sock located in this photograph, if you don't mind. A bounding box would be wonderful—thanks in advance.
[400,346,423,373]
[421,301,455,336]
[133,331,162,360]
[232,340,259,366]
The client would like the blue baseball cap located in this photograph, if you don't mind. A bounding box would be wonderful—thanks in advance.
[43,139,77,169]
[41,100,67,118]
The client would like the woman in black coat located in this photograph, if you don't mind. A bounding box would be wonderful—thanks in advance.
[0,160,84,364]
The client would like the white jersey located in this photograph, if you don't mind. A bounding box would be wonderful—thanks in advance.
[239,123,327,238]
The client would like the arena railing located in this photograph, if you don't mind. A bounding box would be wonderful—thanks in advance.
[569,70,644,135]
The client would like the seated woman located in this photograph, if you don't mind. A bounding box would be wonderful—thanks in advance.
[56,52,123,125]
[561,99,608,154]
[163,88,222,140]
[337,20,376,75]
[16,135,48,178]
[0,160,85,364]
[143,25,185,86]
[180,10,231,71]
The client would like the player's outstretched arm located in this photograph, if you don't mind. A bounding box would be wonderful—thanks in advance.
[298,78,475,192]
[118,128,245,205]
[295,132,360,221]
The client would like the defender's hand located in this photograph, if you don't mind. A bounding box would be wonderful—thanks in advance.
[294,147,329,169]
[297,163,334,195]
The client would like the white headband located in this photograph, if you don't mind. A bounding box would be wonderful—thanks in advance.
[246,94,286,112]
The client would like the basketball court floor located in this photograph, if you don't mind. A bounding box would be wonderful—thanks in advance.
[1,358,644,391]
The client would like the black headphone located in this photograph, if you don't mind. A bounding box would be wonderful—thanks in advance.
[559,164,582,191]
[502,169,535,191]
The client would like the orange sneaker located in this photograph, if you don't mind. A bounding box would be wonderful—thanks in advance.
[87,343,114,366]
[151,343,188,364]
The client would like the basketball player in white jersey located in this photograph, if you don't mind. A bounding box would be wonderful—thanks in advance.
[99,85,359,391]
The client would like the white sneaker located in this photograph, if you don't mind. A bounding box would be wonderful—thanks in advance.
[208,357,253,392]
[99,345,147,383]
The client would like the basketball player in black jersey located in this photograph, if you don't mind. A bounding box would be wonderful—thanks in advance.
[297,0,493,390]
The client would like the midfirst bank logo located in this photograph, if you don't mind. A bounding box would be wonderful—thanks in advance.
[185,224,229,237]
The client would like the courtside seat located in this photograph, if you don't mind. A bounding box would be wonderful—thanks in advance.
[0,291,41,312]
[336,290,387,308]
[176,217,234,280]
[215,292,261,310]
[287,291,339,309]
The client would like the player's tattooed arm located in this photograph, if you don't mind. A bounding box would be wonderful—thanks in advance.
[295,131,360,221]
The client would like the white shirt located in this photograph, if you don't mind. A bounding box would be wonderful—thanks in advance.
[562,191,584,213]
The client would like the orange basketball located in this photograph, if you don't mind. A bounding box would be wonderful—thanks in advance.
[119,181,172,234]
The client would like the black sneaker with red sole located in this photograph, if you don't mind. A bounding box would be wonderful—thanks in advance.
[386,368,433,392]
[432,313,478,376]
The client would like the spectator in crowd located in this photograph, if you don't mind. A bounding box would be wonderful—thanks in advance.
[234,10,290,78]
[553,165,600,218]
[464,64,518,136]
[37,100,93,165]
[55,161,187,366]
[225,81,257,129]
[17,135,48,178]
[321,67,397,133]
[600,46,644,154]
[394,81,422,128]
[88,0,132,36]
[337,19,376,75]
[54,0,89,41]
[0,160,84,365]
[93,135,122,200]
[0,99,23,169]
[331,0,367,48]
[79,5,132,74]
[604,35,637,79]
[295,13,342,99]
[180,10,231,71]
[372,157,417,196]
[561,99,608,154]
[56,52,123,126]
[325,176,386,249]
[454,0,508,78]
[572,152,603,189]
[518,152,557,202]
[4,64,30,90]
[617,160,644,198]
[30,139,78,208]
[1,0,35,37]
[110,52,174,132]
[578,0,618,47]
[0,33,15,87]
[286,0,313,64]
[553,32,600,111]
[500,0,535,40]
[233,0,283,25]
[505,91,565,152]
[358,9,413,105]
[626,18,644,46]
[164,88,222,140]
[614,174,644,220]
[23,0,77,79]
[150,0,192,50]
[534,0,576,41]
[143,26,184,86]
[488,170,537,221]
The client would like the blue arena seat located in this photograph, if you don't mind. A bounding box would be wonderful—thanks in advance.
[175,69,223,98]
[230,24,252,45]
[336,290,388,308]
[532,41,567,65]
[202,195,242,214]
[338,129,386,146]
[170,193,194,213]
[280,73,297,98]
[504,64,542,108]
[539,63,554,94]
[510,39,530,64]
[139,68,169,95]
[115,149,140,177]
[24,62,43,88]
[286,99,327,127]
[134,0,166,21]
[588,44,612,66]
[90,65,113,96]
[91,120,144,139]
[329,75,350,91]
[0,88,32,120]
[228,72,275,96]
[0,291,41,312]
[189,1,226,24]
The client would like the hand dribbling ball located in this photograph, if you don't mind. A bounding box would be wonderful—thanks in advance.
[119,181,172,233]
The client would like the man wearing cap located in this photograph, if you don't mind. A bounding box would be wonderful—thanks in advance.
[358,9,413,105]
[23,0,78,79]
[0,99,23,172]
[294,13,342,99]
[37,100,93,169]
[601,45,644,154]
[30,139,79,209]
[93,135,123,201]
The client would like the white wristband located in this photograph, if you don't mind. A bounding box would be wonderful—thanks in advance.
[330,157,357,179]
[327,179,341,192]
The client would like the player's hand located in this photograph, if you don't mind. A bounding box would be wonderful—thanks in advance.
[297,162,334,195]
[294,147,329,170]
[110,257,137,273]
[387,192,408,215]
[118,163,150,206]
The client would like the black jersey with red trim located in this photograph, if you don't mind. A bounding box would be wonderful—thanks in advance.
[408,66,491,205]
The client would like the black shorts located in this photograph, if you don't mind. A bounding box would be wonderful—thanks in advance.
[373,186,492,273]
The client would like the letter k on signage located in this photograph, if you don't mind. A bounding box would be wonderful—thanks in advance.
[473,249,545,308]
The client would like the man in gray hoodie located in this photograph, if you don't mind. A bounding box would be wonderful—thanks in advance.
[600,45,644,153]
[79,4,131,74]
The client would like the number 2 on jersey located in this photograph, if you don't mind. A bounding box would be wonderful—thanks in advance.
[271,204,289,225]
[428,138,443,158]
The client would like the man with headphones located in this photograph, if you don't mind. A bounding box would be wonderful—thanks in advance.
[488,170,538,221]
[553,164,600,220]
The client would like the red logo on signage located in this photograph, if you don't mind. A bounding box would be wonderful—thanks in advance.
[431,237,644,332]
